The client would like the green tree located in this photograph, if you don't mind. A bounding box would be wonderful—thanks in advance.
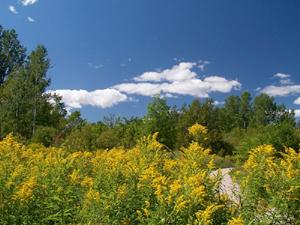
[222,95,241,131]
[240,91,252,129]
[251,93,295,127]
[146,96,177,149]
[0,45,65,140]
[25,45,51,136]
[0,25,26,85]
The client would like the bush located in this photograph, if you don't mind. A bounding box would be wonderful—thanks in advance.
[234,145,300,224]
[234,122,299,162]
[31,126,57,147]
[0,132,237,224]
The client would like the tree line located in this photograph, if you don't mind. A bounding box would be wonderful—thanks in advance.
[0,25,299,159]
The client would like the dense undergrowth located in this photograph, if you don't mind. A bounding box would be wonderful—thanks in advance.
[0,127,299,224]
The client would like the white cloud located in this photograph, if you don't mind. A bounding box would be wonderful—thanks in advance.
[9,5,18,14]
[295,110,300,118]
[134,62,197,82]
[48,62,241,110]
[114,62,241,98]
[273,73,293,85]
[261,85,300,97]
[260,73,300,97]
[294,97,300,105]
[48,89,128,109]
[113,83,163,96]
[213,100,225,106]
[279,78,293,85]
[27,16,35,22]
[274,73,290,79]
[20,0,38,6]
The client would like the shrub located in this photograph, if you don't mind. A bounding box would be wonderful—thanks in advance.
[234,145,300,224]
[0,132,236,224]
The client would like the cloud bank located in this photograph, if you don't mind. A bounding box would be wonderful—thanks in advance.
[115,62,241,98]
[48,89,128,109]
[50,62,241,110]
[261,73,299,97]
[261,85,300,97]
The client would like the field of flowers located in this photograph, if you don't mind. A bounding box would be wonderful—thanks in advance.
[0,125,299,224]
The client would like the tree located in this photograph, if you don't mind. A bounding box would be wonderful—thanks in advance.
[240,91,252,129]
[0,26,26,85]
[0,44,65,140]
[251,94,277,126]
[176,99,229,154]
[25,45,51,136]
[250,93,295,127]
[222,95,241,131]
[146,96,177,149]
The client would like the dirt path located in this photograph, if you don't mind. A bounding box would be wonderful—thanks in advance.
[211,168,240,203]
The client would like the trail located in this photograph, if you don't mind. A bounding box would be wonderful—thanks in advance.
[211,168,240,203]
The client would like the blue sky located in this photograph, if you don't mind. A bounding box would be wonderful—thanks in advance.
[1,0,300,121]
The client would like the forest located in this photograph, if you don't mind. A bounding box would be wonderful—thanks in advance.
[0,25,299,224]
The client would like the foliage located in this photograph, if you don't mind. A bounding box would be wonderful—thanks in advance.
[146,96,178,149]
[0,26,66,140]
[0,131,239,224]
[0,25,26,85]
[232,122,300,162]
[31,126,57,147]
[188,122,208,144]
[234,145,300,224]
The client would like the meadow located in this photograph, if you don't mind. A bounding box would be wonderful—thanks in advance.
[0,124,299,225]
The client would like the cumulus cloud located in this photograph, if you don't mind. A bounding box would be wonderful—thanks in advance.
[48,89,128,109]
[134,62,197,82]
[274,73,290,79]
[9,5,18,14]
[261,85,300,97]
[27,16,35,22]
[260,73,300,96]
[273,73,293,85]
[294,97,300,105]
[114,62,241,98]
[49,62,241,110]
[113,83,163,96]
[279,79,293,85]
[295,110,300,118]
[20,0,38,6]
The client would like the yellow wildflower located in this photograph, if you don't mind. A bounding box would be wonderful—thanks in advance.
[170,180,182,195]
[188,123,208,137]
[195,204,224,225]
[227,216,244,225]
[117,185,127,197]
[13,176,37,201]
[175,195,188,212]
[81,176,94,187]
[85,189,100,203]
[69,169,80,183]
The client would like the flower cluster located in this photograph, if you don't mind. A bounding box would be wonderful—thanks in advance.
[0,126,298,224]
